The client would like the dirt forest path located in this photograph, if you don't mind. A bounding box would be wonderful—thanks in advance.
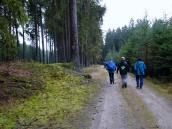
[90,66,172,129]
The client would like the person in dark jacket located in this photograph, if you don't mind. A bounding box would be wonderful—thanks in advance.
[134,58,146,89]
[105,60,116,84]
[117,57,129,88]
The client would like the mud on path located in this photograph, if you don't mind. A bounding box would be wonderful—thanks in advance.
[90,66,172,129]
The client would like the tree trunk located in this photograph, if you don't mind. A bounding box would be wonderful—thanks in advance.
[66,2,71,62]
[45,31,48,64]
[40,7,45,63]
[81,43,84,67]
[34,0,38,61]
[38,30,41,62]
[54,32,58,63]
[15,22,20,58]
[49,39,52,63]
[69,0,80,71]
[22,26,25,60]
[35,19,38,61]
[62,31,67,62]
[65,12,69,62]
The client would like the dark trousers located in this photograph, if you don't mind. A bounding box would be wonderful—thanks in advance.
[109,72,114,84]
[136,75,144,88]
[121,74,127,88]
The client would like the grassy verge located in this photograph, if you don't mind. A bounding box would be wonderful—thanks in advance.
[0,62,99,129]
[145,78,172,100]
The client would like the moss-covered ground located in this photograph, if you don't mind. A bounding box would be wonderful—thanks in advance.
[0,62,99,129]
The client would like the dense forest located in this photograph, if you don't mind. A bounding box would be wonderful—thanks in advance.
[103,16,172,81]
[1,0,171,81]
[0,0,105,67]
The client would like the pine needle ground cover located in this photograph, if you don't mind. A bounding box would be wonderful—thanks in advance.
[0,62,98,129]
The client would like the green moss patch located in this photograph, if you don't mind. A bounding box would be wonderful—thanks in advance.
[0,63,98,129]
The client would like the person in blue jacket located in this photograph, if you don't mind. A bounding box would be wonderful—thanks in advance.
[105,60,116,84]
[134,58,146,89]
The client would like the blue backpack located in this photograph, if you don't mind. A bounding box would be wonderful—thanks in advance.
[106,61,116,71]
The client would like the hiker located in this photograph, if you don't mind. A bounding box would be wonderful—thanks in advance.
[117,57,129,88]
[134,58,146,89]
[105,60,116,84]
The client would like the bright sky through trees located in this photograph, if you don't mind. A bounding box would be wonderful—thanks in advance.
[101,0,172,32]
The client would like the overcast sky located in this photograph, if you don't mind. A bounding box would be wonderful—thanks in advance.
[101,0,172,33]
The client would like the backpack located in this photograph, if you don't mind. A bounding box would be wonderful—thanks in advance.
[119,61,128,75]
[106,61,116,71]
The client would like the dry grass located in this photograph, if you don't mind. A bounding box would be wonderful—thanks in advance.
[145,79,172,101]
